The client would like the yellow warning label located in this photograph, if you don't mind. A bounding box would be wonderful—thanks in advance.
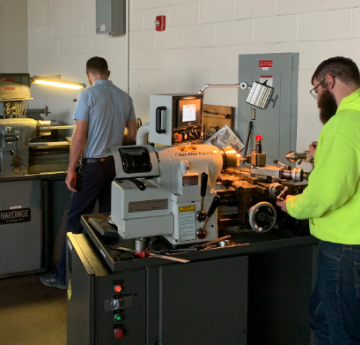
[178,146,187,152]
[179,205,196,213]
[189,146,198,152]
[67,279,72,302]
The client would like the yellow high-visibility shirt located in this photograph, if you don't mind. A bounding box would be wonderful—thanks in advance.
[287,88,360,244]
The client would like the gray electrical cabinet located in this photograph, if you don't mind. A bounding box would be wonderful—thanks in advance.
[237,53,299,164]
[96,0,126,35]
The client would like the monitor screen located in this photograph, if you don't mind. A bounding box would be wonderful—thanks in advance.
[177,98,202,127]
[182,104,197,122]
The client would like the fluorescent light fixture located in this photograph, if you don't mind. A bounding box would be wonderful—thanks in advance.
[31,76,86,90]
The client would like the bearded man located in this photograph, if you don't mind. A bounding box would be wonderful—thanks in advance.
[277,56,360,345]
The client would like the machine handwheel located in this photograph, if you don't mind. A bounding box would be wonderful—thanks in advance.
[248,202,277,233]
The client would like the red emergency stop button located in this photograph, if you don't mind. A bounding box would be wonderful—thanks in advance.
[255,135,263,141]
[177,134,183,142]
[114,328,124,339]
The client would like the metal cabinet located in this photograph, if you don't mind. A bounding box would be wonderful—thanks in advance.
[67,234,249,345]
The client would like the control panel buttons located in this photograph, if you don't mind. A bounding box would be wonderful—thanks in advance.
[114,314,123,322]
[114,328,124,339]
[114,285,122,293]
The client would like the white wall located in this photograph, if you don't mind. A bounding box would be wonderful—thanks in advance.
[26,0,360,151]
[129,0,360,151]
[0,0,28,72]
[27,0,127,125]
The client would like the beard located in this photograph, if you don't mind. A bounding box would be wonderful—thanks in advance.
[318,88,338,125]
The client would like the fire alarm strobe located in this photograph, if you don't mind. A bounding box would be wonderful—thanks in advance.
[155,15,166,31]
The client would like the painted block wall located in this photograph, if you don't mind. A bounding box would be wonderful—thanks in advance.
[27,0,127,126]
[25,0,360,152]
[128,0,360,152]
[0,0,28,73]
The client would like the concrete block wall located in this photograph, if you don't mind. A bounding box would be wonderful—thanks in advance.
[24,0,360,151]
[27,0,127,125]
[129,0,360,151]
[0,0,28,73]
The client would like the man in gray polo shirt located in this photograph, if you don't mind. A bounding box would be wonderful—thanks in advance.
[40,56,137,289]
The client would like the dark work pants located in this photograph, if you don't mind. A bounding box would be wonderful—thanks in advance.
[54,159,116,284]
[309,241,360,345]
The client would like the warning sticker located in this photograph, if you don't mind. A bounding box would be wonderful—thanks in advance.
[179,205,196,241]
[0,207,31,225]
[67,279,72,302]
[260,75,273,87]
[188,146,198,152]
[100,24,106,32]
[178,146,188,152]
[182,175,198,186]
[179,205,196,213]
[259,60,273,68]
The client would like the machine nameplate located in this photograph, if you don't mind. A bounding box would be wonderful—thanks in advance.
[183,175,198,186]
[129,199,168,213]
[0,207,31,225]
[179,205,196,241]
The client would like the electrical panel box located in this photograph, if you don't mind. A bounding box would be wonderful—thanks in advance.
[237,53,299,164]
[96,0,126,35]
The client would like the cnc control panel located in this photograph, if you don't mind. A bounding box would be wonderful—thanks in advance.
[149,94,203,145]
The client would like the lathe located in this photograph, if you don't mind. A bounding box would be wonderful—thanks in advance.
[0,73,75,176]
[108,136,309,246]
[107,144,239,246]
[217,135,309,234]
[106,82,309,245]
[0,73,79,278]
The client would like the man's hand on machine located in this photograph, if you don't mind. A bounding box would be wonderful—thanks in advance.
[66,168,77,192]
[309,141,318,156]
[276,195,294,213]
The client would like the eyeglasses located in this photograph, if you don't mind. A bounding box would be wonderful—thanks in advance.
[309,75,336,100]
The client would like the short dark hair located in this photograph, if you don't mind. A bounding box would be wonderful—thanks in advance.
[86,56,108,75]
[312,56,360,87]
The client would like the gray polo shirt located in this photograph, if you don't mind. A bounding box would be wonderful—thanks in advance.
[73,80,136,158]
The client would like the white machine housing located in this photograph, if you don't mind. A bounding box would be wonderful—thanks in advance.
[108,144,230,246]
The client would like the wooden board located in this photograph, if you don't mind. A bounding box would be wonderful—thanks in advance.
[203,104,235,140]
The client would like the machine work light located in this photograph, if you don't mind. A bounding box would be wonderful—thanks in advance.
[31,76,86,90]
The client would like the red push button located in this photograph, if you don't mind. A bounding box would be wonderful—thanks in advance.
[177,134,183,142]
[114,285,122,293]
[114,328,124,339]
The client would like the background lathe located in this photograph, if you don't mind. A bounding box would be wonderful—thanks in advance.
[0,73,81,278]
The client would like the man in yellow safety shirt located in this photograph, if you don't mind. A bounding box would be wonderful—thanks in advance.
[277,56,360,345]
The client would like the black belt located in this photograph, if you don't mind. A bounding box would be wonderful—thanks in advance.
[81,156,114,164]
